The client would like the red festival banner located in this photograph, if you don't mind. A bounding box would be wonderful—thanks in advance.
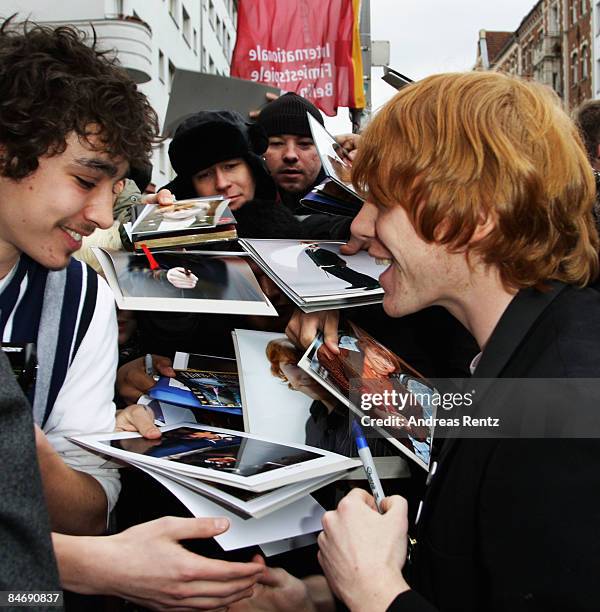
[230,0,365,116]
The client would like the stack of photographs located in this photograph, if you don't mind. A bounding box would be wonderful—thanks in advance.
[92,247,277,316]
[300,114,363,217]
[239,239,384,312]
[70,424,359,518]
[298,321,436,471]
[130,197,237,251]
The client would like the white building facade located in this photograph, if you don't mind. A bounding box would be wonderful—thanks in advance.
[1,0,238,184]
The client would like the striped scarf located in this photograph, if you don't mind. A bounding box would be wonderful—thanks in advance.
[0,255,98,426]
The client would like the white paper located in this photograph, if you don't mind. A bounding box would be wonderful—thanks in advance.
[138,467,324,551]
[168,377,189,390]
[130,202,154,231]
[173,352,189,370]
[233,330,313,444]
[132,460,343,518]
[259,533,318,557]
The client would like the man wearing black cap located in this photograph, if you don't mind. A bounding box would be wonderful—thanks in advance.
[256,93,353,242]
[256,92,326,212]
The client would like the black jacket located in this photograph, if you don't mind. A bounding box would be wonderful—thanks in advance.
[389,283,600,612]
[230,198,303,239]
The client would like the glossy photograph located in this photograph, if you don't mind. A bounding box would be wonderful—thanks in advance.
[131,197,231,236]
[110,426,321,477]
[242,239,382,298]
[301,322,436,469]
[113,251,265,302]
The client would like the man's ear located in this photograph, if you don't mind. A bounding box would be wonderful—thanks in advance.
[431,213,494,244]
[469,210,496,244]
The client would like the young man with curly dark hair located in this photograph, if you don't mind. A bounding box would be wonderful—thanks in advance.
[0,15,159,537]
[0,18,264,608]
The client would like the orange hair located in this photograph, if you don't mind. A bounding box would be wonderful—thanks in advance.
[265,338,301,381]
[352,71,599,289]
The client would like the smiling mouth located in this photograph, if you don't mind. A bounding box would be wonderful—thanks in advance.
[280,169,302,176]
[61,226,84,242]
[375,258,393,265]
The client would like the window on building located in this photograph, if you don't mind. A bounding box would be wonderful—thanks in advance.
[216,16,222,42]
[549,4,559,33]
[168,60,176,92]
[580,0,586,14]
[193,28,198,53]
[571,0,577,23]
[169,0,179,26]
[552,72,560,93]
[209,0,216,28]
[582,45,589,79]
[202,46,208,71]
[226,32,231,59]
[158,49,165,83]
[572,52,578,83]
[209,55,215,74]
[182,5,191,44]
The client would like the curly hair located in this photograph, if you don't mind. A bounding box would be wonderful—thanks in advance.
[352,72,599,289]
[0,17,160,178]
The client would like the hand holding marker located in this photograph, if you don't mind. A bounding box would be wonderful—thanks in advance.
[352,419,385,512]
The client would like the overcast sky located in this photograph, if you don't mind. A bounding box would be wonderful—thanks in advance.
[325,0,537,132]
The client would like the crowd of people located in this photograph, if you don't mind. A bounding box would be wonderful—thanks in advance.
[2,15,600,612]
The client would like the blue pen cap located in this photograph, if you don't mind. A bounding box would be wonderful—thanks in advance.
[351,420,369,450]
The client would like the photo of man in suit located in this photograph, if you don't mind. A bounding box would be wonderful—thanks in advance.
[304,243,380,290]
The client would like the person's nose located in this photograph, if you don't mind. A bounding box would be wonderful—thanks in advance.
[350,201,378,246]
[214,167,232,192]
[282,142,299,163]
[83,184,115,230]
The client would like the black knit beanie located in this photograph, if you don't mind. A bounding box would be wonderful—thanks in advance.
[168,110,268,179]
[256,92,324,138]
